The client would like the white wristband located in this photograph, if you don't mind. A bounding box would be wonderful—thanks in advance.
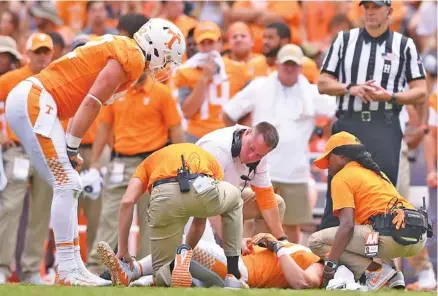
[66,133,82,148]
[276,247,294,258]
[87,93,103,106]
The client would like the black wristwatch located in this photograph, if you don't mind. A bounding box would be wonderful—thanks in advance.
[345,83,356,95]
[324,260,338,270]
[277,235,288,241]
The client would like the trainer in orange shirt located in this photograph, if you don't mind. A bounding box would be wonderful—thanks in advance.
[0,33,54,285]
[5,18,185,286]
[309,131,428,290]
[86,74,185,273]
[262,22,320,83]
[174,21,251,143]
[111,143,245,287]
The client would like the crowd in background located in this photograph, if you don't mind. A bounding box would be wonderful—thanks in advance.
[0,0,437,289]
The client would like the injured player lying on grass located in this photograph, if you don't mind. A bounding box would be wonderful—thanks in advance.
[97,233,324,289]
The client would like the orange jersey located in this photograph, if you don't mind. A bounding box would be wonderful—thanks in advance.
[99,78,181,155]
[242,245,321,288]
[35,35,145,120]
[132,143,224,193]
[174,57,251,138]
[225,53,268,78]
[0,63,34,142]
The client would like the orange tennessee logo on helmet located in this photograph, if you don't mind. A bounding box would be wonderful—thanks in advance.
[165,29,181,50]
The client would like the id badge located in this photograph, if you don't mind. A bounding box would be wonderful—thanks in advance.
[192,176,214,194]
[365,232,379,257]
[12,157,30,181]
[110,162,124,184]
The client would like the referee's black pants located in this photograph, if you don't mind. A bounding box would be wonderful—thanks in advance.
[319,114,403,230]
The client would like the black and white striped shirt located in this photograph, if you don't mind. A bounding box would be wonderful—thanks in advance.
[322,28,425,114]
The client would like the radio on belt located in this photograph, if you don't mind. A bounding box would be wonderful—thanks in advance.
[177,154,191,193]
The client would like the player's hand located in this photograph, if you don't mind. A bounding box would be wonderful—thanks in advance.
[251,233,282,253]
[323,266,336,288]
[241,237,254,256]
[392,209,406,230]
[427,171,437,188]
[117,249,134,271]
[66,146,84,172]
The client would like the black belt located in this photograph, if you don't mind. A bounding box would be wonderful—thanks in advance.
[337,110,398,122]
[111,151,154,160]
[80,143,92,149]
[152,173,209,189]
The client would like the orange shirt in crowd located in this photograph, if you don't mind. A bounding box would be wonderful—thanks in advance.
[224,53,268,78]
[98,78,181,156]
[173,57,251,138]
[242,245,321,288]
[133,143,224,193]
[0,63,34,142]
[35,35,145,120]
[430,91,437,113]
[266,56,319,84]
[331,161,414,225]
[304,2,337,43]
[56,1,88,33]
[232,1,302,53]
[165,14,198,39]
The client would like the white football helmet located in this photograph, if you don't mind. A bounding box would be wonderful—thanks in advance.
[134,18,186,82]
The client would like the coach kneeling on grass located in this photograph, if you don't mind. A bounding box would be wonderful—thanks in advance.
[308,132,433,291]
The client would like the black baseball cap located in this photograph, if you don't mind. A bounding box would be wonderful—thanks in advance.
[359,0,391,6]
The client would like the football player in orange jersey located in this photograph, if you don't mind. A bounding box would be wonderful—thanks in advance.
[96,232,323,289]
[5,18,186,286]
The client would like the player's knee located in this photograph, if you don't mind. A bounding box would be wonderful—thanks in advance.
[52,170,82,192]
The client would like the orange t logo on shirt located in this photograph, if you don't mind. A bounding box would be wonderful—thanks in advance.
[46,104,54,115]
[165,29,182,50]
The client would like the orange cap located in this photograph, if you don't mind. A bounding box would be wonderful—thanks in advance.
[313,132,362,169]
[194,21,221,44]
[26,33,53,51]
[227,21,252,38]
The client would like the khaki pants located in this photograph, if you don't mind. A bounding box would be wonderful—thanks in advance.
[272,182,312,225]
[150,180,242,276]
[397,141,433,273]
[241,187,285,235]
[308,224,426,280]
[87,156,150,272]
[0,145,52,277]
[78,145,110,255]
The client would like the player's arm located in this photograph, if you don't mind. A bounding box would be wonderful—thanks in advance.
[278,255,322,289]
[117,177,144,264]
[169,125,185,143]
[67,59,128,148]
[185,218,206,249]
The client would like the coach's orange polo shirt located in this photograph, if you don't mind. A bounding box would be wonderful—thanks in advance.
[98,78,181,156]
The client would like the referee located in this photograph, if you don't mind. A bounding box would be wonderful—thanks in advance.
[317,0,427,229]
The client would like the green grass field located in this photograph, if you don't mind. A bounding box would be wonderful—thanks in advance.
[0,286,436,296]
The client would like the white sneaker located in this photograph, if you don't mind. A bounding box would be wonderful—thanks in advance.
[21,272,47,285]
[97,241,139,286]
[417,267,437,290]
[55,268,99,286]
[0,272,6,285]
[365,263,397,291]
[75,253,112,286]
[387,271,405,289]
[224,274,249,289]
[171,244,193,288]
[129,275,155,287]
[42,268,57,285]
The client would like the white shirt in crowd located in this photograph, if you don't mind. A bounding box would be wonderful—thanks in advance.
[223,72,336,184]
[196,125,272,189]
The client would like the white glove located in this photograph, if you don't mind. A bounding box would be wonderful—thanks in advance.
[80,168,103,200]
